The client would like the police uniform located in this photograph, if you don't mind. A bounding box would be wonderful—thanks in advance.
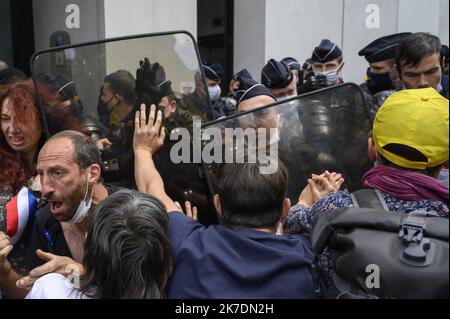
[312,39,342,64]
[358,33,411,123]
[202,62,227,118]
[298,39,343,94]
[203,62,224,82]
[213,69,252,117]
[281,57,301,72]
[281,57,304,90]
[233,68,252,81]
[261,59,294,91]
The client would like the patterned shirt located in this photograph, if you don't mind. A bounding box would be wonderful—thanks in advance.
[283,189,449,287]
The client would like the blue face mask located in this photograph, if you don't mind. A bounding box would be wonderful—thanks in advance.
[366,68,395,95]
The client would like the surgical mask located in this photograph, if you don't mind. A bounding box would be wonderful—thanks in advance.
[316,64,343,86]
[208,85,221,104]
[366,68,395,95]
[67,171,93,224]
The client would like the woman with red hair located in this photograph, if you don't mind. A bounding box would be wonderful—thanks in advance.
[0,79,82,276]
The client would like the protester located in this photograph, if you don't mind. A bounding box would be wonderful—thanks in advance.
[284,88,449,288]
[132,104,344,298]
[26,189,172,299]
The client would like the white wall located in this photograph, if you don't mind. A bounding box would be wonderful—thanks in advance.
[343,0,400,83]
[30,1,449,84]
[234,0,450,84]
[265,0,343,82]
[103,0,197,39]
[32,0,198,49]
[398,0,440,34]
[234,0,267,81]
[439,0,449,45]
[33,0,105,51]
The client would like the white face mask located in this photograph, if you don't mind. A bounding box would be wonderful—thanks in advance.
[317,63,343,86]
[208,84,221,104]
[67,171,93,224]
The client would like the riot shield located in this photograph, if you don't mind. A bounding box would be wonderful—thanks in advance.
[31,31,216,224]
[202,83,372,207]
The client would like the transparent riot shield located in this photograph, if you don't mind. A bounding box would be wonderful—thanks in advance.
[31,31,216,224]
[202,83,372,208]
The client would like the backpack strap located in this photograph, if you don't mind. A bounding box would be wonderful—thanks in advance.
[350,189,389,211]
[327,273,379,299]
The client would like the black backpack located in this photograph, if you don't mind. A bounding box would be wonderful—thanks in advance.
[310,189,449,299]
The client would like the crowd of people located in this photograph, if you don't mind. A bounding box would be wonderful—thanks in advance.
[0,31,448,299]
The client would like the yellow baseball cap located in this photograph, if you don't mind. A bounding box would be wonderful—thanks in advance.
[373,88,449,169]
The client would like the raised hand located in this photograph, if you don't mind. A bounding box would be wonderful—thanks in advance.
[135,57,169,107]
[133,104,166,156]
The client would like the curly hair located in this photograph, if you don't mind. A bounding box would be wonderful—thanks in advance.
[0,79,84,193]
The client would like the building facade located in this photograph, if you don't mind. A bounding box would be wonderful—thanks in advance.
[1,0,449,86]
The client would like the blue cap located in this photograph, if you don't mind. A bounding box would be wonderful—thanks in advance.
[281,57,301,71]
[302,59,313,71]
[359,33,412,63]
[202,62,224,81]
[261,59,294,89]
[232,68,252,81]
[235,75,275,105]
[312,39,342,62]
[41,74,78,100]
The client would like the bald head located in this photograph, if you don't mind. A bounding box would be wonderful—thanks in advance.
[237,95,276,113]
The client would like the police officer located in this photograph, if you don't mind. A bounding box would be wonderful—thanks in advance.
[229,68,252,93]
[261,59,298,101]
[281,57,301,78]
[202,62,226,118]
[281,57,305,93]
[358,33,411,122]
[299,39,344,94]
[214,68,253,117]
[235,74,276,113]
[302,59,313,79]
